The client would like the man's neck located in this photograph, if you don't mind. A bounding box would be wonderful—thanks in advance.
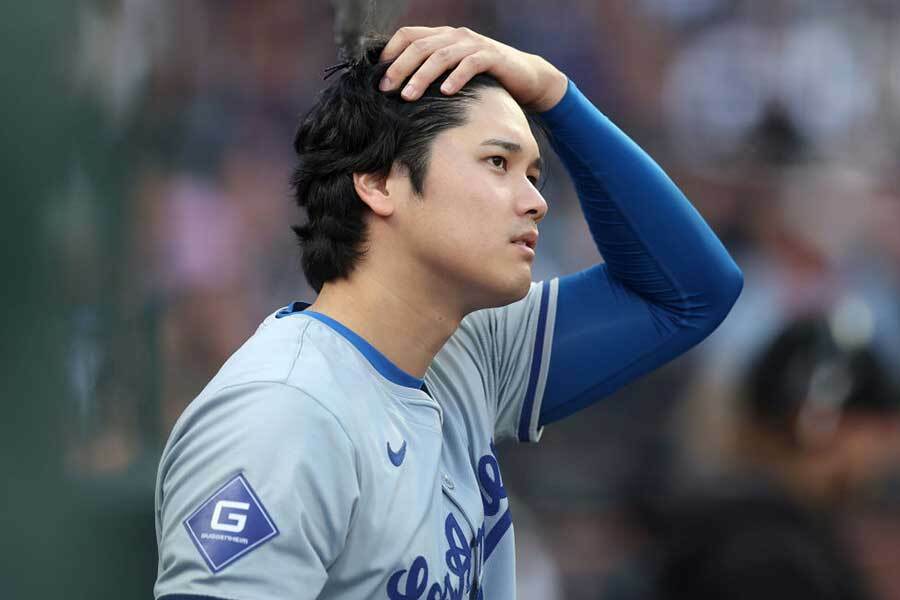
[308,270,464,379]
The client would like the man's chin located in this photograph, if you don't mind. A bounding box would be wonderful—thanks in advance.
[461,268,533,313]
[489,276,533,308]
[511,278,533,302]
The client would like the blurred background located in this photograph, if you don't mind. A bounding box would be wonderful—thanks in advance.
[6,0,900,598]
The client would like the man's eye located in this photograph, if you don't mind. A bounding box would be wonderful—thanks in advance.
[489,156,507,170]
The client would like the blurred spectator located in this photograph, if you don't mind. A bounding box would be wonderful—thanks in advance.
[733,313,900,508]
[605,312,900,599]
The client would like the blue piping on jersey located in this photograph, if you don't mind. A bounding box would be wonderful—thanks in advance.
[277,303,424,389]
[483,507,513,562]
[517,281,550,442]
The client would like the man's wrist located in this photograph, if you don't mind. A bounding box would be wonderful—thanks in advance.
[529,61,568,113]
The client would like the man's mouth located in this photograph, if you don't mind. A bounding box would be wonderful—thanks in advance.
[511,230,538,250]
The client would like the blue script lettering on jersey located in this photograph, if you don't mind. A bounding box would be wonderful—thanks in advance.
[477,441,513,562]
[477,441,508,517]
[387,443,508,599]
[445,512,472,588]
[387,514,472,600]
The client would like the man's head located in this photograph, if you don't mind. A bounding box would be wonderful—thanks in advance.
[292,38,547,309]
[738,313,900,504]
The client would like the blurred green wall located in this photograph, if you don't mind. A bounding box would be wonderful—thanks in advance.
[2,4,156,598]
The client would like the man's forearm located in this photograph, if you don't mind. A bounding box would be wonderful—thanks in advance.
[538,79,743,319]
[534,79,742,426]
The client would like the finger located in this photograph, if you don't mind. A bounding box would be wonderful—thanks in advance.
[380,32,457,92]
[438,50,495,95]
[379,26,454,62]
[397,43,478,100]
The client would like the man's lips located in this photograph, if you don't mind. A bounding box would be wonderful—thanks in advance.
[511,229,538,250]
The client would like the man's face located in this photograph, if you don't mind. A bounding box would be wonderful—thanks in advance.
[389,86,548,312]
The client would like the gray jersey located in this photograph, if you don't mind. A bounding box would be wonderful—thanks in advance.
[155,279,559,600]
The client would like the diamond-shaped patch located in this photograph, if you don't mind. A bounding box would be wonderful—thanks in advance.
[184,474,279,572]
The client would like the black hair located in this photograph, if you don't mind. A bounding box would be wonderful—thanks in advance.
[741,315,899,444]
[291,36,517,293]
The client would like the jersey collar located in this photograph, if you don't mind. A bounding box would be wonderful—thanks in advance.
[276,302,425,390]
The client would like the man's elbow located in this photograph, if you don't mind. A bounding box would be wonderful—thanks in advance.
[667,258,743,334]
[704,259,743,329]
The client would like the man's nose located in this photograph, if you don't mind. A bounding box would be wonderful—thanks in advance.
[520,183,548,223]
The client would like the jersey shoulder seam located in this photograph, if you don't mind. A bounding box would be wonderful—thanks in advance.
[284,316,310,383]
[207,378,359,464]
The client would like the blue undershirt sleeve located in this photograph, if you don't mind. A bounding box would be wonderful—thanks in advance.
[535,79,743,426]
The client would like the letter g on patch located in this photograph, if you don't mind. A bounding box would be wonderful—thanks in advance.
[211,500,250,532]
[184,474,279,572]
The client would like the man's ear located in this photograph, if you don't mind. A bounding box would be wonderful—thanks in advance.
[353,171,394,217]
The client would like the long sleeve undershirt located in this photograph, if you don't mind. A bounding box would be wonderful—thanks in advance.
[534,79,743,427]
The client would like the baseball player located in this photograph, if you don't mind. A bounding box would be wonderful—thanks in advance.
[154,26,743,599]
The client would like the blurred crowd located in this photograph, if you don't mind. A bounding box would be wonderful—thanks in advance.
[62,0,900,598]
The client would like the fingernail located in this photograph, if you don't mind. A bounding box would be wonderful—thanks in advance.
[440,81,452,94]
[401,84,415,99]
[379,77,391,91]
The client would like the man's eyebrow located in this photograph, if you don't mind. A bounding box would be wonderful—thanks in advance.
[480,138,543,172]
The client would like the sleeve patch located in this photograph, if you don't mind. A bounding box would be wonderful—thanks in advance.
[183,474,279,573]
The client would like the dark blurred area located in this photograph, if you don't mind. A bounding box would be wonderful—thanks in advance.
[598,313,900,599]
[7,0,900,598]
